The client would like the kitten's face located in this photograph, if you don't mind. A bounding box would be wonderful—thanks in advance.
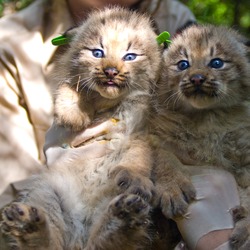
[64,8,161,99]
[160,25,250,110]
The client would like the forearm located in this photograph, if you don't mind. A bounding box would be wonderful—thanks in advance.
[0,63,43,194]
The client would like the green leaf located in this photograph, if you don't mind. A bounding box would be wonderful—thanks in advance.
[51,35,71,46]
[156,31,171,45]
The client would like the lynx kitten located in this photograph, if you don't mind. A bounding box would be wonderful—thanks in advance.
[152,24,250,249]
[0,7,165,250]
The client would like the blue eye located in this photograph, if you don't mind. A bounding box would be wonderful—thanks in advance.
[123,53,137,61]
[92,49,104,58]
[209,58,224,69]
[177,60,190,70]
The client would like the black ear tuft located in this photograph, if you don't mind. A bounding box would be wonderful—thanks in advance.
[176,21,197,35]
[244,40,250,47]
[63,25,79,39]
[243,40,250,60]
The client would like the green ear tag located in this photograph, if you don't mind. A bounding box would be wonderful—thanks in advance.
[51,35,71,46]
[156,31,171,45]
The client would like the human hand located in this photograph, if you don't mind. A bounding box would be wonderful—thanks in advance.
[44,118,125,168]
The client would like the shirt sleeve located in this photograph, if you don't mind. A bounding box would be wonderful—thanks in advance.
[0,47,42,194]
[154,0,196,36]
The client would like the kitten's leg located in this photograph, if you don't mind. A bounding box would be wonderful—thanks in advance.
[228,131,250,249]
[110,137,155,202]
[111,167,155,202]
[0,203,51,249]
[230,186,250,250]
[230,205,250,250]
[153,149,196,218]
[54,83,94,131]
[85,194,151,250]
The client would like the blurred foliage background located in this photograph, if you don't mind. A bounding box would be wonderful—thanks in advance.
[0,0,33,16]
[0,0,250,37]
[180,0,250,37]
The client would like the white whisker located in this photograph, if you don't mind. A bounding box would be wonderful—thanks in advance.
[172,90,182,109]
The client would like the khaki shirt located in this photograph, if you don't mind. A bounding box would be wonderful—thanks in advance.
[0,0,195,202]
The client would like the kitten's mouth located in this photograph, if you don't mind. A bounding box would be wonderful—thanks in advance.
[100,80,125,88]
[105,80,118,87]
[185,89,207,97]
[182,85,218,98]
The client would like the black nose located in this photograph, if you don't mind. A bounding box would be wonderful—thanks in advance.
[190,74,206,86]
[104,67,119,78]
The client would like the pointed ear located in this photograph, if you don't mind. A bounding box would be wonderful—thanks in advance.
[243,40,250,60]
[51,25,80,46]
[234,31,250,60]
[63,25,80,39]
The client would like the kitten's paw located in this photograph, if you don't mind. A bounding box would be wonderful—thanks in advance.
[156,175,196,218]
[109,194,150,228]
[110,167,155,202]
[54,83,93,131]
[54,110,92,131]
[1,202,47,244]
[230,206,250,250]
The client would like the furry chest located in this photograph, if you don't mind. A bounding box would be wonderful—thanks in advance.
[173,131,226,165]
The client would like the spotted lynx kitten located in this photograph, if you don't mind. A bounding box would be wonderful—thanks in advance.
[152,24,250,249]
[0,8,166,250]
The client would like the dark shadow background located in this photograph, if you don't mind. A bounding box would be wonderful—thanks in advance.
[0,0,250,37]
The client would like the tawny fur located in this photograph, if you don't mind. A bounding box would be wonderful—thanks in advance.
[0,7,170,250]
[151,24,250,249]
